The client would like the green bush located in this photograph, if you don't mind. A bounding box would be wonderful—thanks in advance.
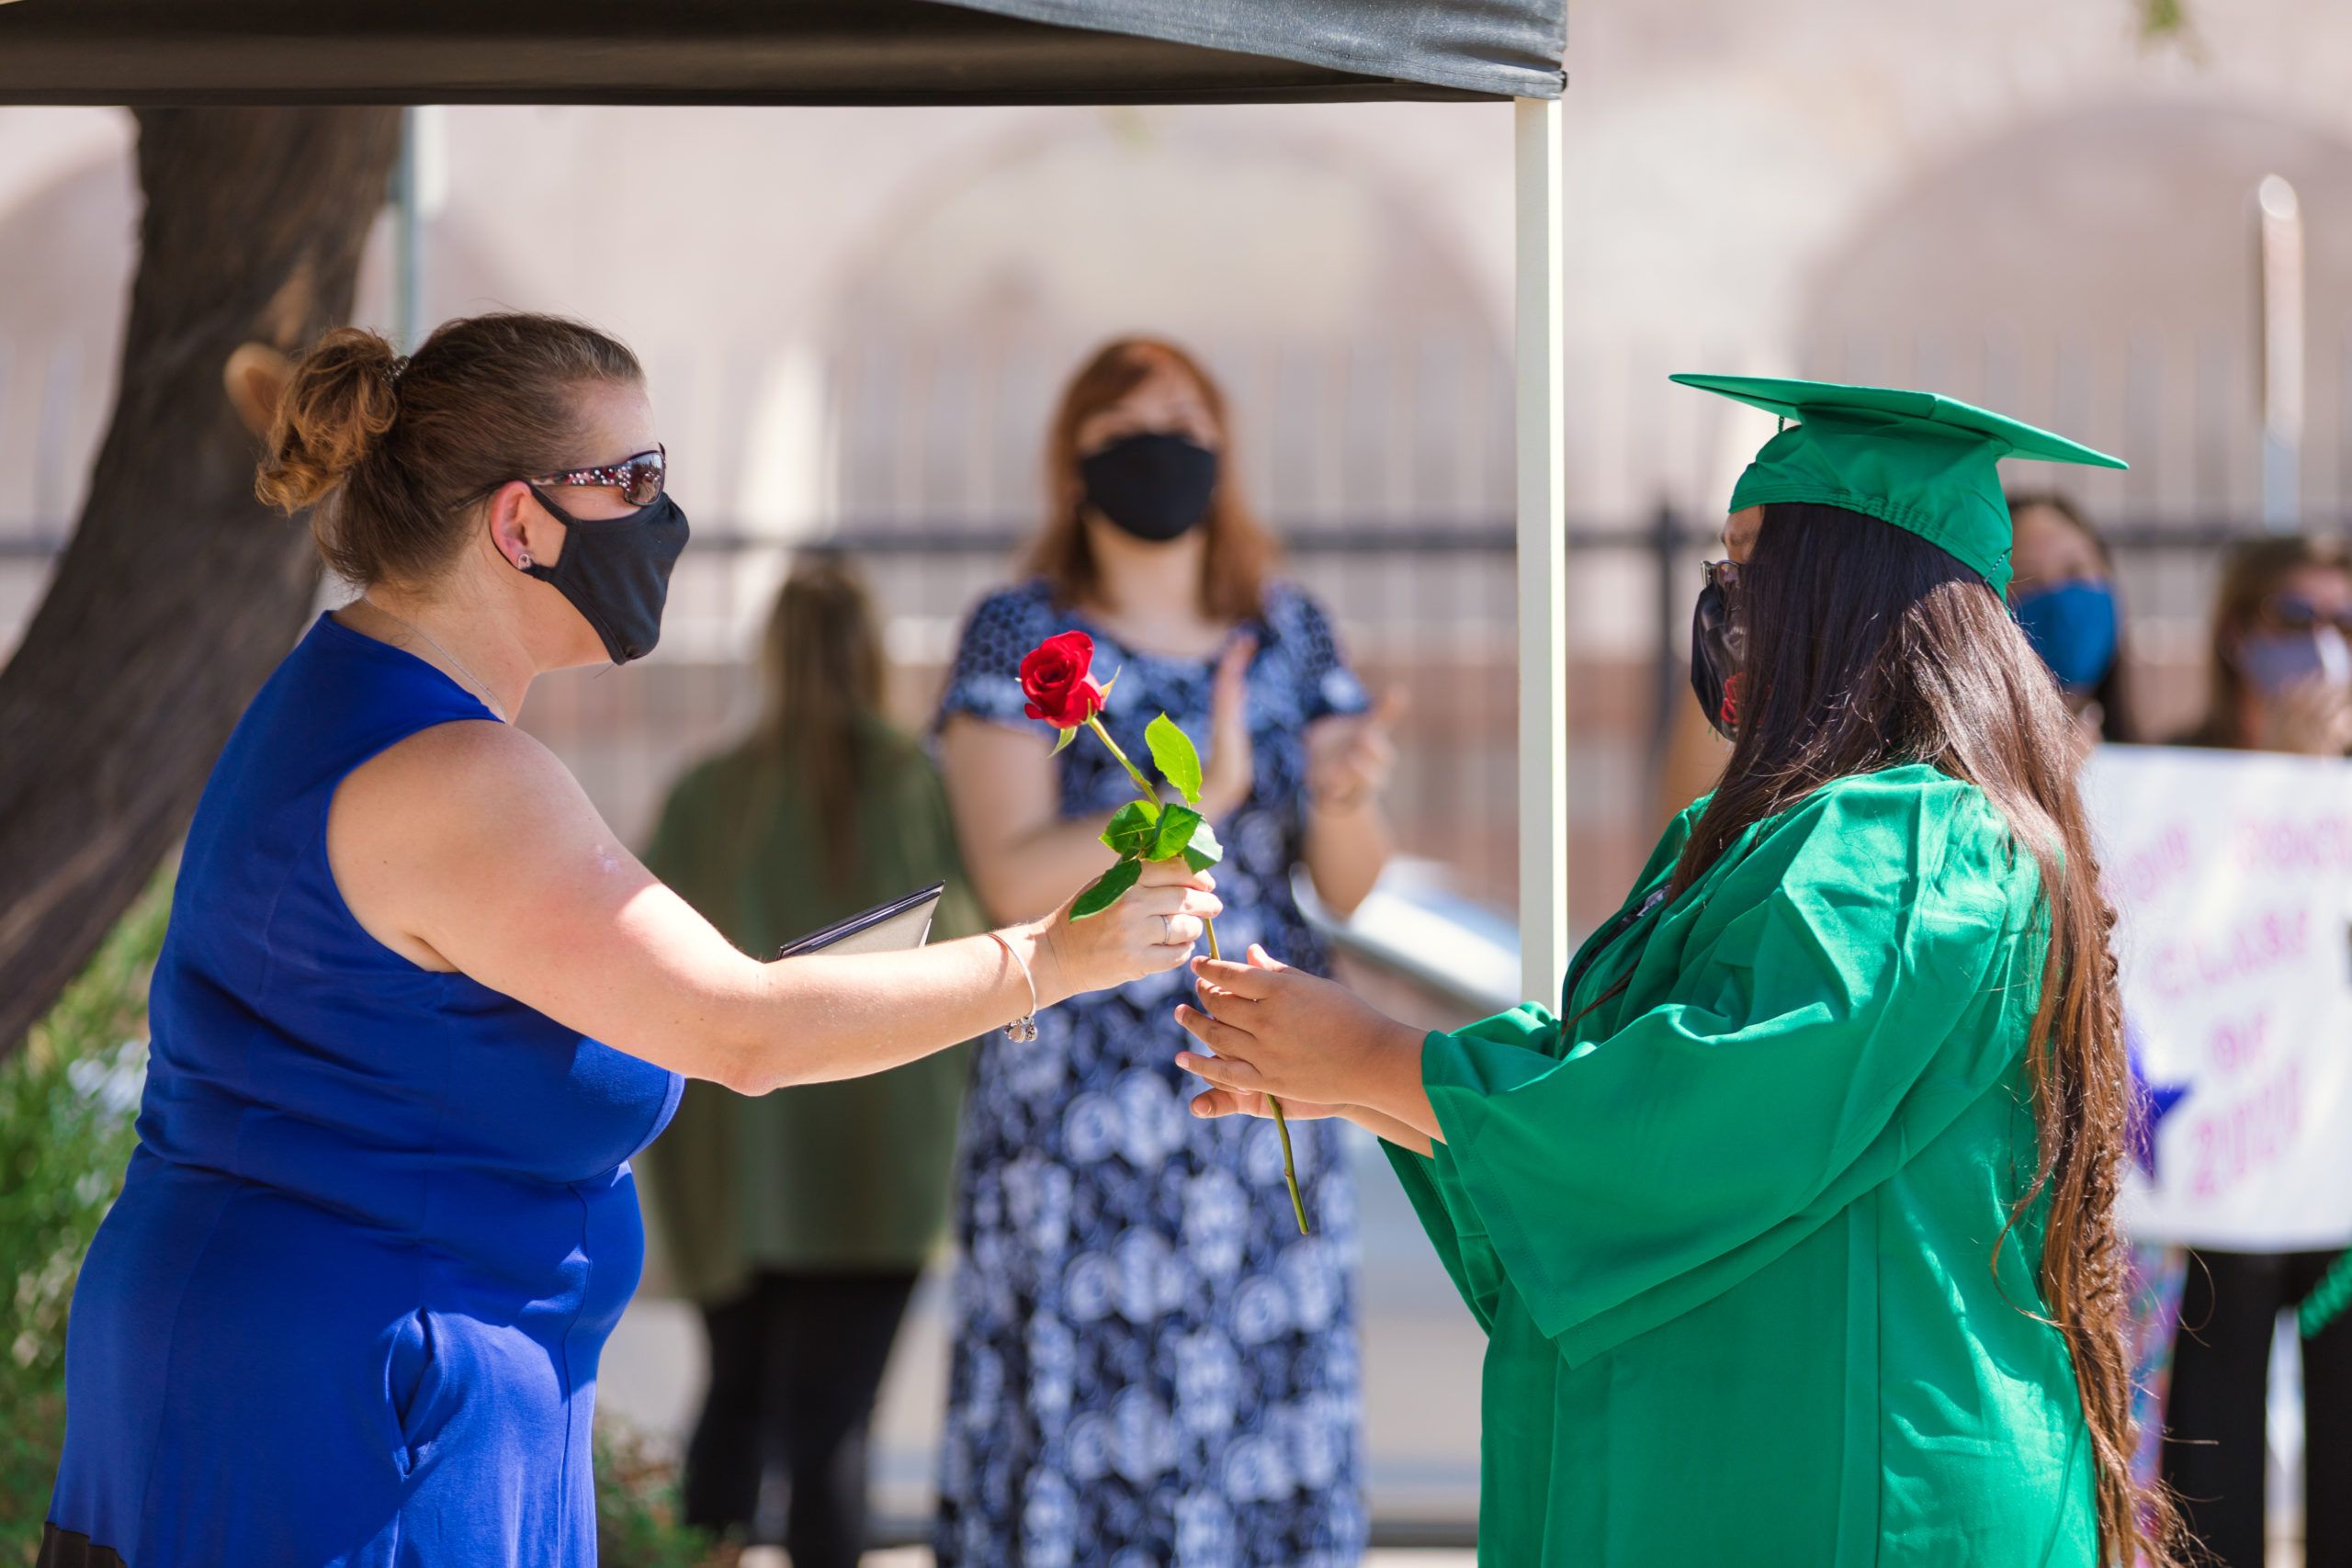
[0,875,169,1559]
[0,879,718,1567]
[594,1418,722,1568]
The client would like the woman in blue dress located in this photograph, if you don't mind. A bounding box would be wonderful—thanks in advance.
[40,314,1220,1568]
[933,337,1399,1567]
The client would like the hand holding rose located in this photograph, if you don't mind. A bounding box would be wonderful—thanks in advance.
[1046,858,1221,994]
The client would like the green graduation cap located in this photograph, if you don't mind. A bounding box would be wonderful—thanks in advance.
[1669,374,2127,595]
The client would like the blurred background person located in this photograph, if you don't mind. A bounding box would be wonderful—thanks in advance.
[930,336,1396,1566]
[2159,534,2352,1568]
[2180,536,2352,756]
[2007,491,2140,744]
[639,556,983,1568]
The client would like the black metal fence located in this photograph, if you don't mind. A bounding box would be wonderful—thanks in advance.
[0,509,2315,926]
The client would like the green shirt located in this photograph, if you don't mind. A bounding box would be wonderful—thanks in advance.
[1386,764,2095,1565]
[637,717,983,1297]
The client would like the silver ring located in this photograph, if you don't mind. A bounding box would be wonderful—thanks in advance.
[1161,914,1176,943]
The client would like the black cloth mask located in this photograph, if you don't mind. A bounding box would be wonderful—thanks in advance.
[1078,432,1219,543]
[1690,575,1748,741]
[524,486,689,663]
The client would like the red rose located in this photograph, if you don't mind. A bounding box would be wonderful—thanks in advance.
[1020,630,1107,728]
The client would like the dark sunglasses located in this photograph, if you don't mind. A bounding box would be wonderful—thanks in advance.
[1702,558,1745,593]
[2259,593,2352,637]
[521,445,668,509]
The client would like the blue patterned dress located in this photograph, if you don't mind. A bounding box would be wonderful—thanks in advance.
[932,579,1371,1568]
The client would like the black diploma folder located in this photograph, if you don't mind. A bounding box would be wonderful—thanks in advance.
[775,882,946,958]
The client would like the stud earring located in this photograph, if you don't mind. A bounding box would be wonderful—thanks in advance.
[515,551,532,570]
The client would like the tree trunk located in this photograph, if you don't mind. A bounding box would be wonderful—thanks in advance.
[0,107,401,1058]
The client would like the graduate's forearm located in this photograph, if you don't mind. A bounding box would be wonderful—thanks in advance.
[1346,1103,1435,1156]
[1350,1020,1442,1142]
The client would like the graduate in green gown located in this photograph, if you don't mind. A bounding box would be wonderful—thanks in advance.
[1173,378,2185,1567]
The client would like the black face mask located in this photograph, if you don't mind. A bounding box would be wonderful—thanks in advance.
[1078,432,1219,543]
[525,487,690,663]
[1690,570,1748,741]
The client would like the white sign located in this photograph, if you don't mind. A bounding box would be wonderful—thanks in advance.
[2086,745,2352,1251]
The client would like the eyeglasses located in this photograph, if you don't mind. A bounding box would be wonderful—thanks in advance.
[2258,593,2352,637]
[522,446,667,508]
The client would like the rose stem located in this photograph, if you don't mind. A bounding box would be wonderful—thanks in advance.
[1205,902,1308,1236]
[1081,713,1310,1236]
[1082,715,1159,800]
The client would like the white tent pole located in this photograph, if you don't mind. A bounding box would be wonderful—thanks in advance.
[1513,96,1567,1004]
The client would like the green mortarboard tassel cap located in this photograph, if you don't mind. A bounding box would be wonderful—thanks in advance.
[1670,374,2126,596]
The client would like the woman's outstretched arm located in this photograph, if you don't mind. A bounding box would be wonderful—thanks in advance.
[330,717,1218,1095]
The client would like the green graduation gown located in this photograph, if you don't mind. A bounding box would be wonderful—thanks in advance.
[1385,764,2096,1565]
[637,716,982,1301]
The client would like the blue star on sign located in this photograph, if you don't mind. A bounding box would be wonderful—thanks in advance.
[2126,1018,2190,1180]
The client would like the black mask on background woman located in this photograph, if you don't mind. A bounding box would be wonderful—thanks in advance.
[1079,432,1220,543]
[1690,560,1748,740]
[526,487,690,663]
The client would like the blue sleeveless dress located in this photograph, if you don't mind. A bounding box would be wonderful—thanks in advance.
[44,612,683,1567]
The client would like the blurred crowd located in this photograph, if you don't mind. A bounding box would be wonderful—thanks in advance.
[2003,499,2352,1568]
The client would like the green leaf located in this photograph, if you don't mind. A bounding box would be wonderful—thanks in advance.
[1069,856,1143,919]
[1148,802,1204,862]
[1182,817,1225,872]
[1101,799,1162,859]
[1050,725,1079,756]
[1145,713,1204,804]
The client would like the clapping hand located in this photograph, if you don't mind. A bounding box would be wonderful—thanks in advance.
[1196,636,1258,818]
[1305,688,1404,812]
[2260,675,2352,757]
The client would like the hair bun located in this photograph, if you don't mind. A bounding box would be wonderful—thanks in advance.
[254,326,402,514]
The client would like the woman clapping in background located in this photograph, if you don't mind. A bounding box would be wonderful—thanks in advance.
[932,337,1396,1568]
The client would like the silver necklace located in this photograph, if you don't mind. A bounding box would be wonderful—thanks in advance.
[359,595,509,723]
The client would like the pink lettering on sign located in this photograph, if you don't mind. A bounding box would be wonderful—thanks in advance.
[2230,815,2352,876]
[2188,1061,2306,1201]
[2207,1008,2272,1077]
[2148,908,2312,1004]
[2107,823,2194,908]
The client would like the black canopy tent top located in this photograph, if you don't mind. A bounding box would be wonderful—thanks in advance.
[0,0,1574,1004]
[0,0,1565,105]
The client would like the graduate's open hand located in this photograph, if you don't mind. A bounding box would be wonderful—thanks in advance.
[1174,943,1419,1111]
